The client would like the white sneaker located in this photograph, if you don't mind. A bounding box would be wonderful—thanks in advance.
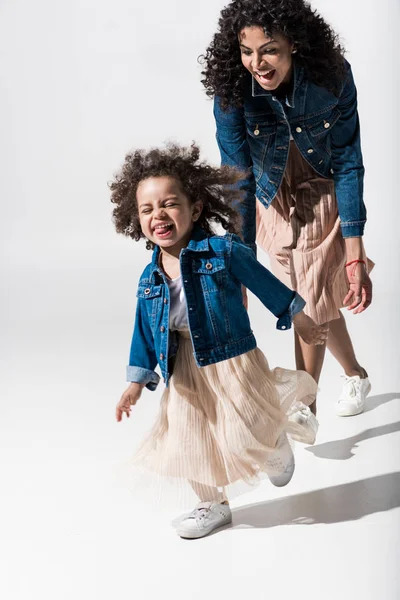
[176,502,232,539]
[289,404,319,445]
[267,433,295,487]
[336,375,371,417]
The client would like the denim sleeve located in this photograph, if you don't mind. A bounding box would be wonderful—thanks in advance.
[330,63,366,238]
[229,236,305,330]
[214,97,257,253]
[126,298,160,391]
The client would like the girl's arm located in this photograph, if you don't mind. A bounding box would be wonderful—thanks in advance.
[214,97,257,253]
[126,297,160,391]
[229,235,305,330]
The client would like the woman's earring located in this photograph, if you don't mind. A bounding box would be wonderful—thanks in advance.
[292,48,297,54]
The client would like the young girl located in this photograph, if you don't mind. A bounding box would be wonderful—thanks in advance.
[111,143,328,539]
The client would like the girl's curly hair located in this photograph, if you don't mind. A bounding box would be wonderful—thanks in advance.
[200,0,345,108]
[110,143,244,249]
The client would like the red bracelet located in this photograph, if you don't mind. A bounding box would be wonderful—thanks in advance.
[345,259,365,268]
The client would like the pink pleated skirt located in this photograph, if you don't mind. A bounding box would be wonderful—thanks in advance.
[256,141,374,325]
[129,331,318,505]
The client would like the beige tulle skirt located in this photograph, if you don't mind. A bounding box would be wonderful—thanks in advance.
[256,141,374,325]
[129,331,317,505]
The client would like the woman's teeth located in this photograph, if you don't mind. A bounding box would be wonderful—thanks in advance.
[257,69,275,80]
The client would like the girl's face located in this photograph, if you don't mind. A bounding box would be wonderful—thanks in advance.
[137,176,202,252]
[239,27,294,91]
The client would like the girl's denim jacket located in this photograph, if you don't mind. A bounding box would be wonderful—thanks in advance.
[126,227,305,390]
[214,59,366,252]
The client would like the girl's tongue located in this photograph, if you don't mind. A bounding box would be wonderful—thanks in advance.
[154,224,174,239]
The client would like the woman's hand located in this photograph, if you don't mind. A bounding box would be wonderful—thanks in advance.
[116,382,145,422]
[293,311,329,346]
[343,261,372,314]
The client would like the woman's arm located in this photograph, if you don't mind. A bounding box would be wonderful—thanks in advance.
[330,61,367,238]
[214,97,257,253]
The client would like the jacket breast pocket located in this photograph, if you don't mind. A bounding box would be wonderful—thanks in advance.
[137,284,163,326]
[244,113,275,180]
[304,107,341,138]
[191,258,226,293]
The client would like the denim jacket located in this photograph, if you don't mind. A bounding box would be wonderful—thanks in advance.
[214,59,366,251]
[126,227,305,390]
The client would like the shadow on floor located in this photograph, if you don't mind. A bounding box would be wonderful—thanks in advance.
[232,472,400,529]
[306,420,400,460]
[362,392,400,414]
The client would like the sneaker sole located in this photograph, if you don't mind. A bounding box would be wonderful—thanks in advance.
[268,455,295,487]
[177,515,232,539]
[336,382,371,417]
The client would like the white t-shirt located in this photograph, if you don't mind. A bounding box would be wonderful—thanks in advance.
[167,275,188,331]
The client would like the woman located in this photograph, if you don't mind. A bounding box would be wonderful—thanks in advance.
[201,0,373,419]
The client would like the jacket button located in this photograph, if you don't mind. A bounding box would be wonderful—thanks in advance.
[144,288,150,295]
[254,128,260,136]
[205,262,212,270]
[307,148,314,154]
[160,353,164,361]
[324,122,330,129]
[160,326,165,333]
[164,298,168,304]
[295,127,302,133]
[330,168,334,174]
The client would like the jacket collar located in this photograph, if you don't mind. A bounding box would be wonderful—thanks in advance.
[149,225,210,276]
[251,59,304,108]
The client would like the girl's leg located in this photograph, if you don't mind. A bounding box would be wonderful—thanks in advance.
[327,312,368,378]
[294,330,328,415]
[189,480,228,504]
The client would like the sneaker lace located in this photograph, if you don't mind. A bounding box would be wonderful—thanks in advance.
[189,503,212,520]
[340,375,361,399]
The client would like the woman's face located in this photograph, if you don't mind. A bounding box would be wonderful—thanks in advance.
[239,27,294,91]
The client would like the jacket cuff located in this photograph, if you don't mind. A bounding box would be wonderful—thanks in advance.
[276,293,306,331]
[340,221,365,237]
[126,366,160,391]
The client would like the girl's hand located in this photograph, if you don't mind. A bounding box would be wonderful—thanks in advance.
[343,261,372,314]
[116,382,144,422]
[292,311,329,346]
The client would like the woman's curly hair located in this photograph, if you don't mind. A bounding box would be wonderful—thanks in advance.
[110,143,244,249]
[200,0,345,108]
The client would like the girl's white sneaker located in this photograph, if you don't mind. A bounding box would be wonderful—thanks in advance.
[336,376,371,417]
[176,502,232,539]
[267,433,295,487]
[289,404,319,445]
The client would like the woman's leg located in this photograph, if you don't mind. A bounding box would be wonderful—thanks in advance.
[294,330,328,415]
[327,312,368,378]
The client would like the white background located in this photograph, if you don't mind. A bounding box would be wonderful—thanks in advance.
[1,1,399,599]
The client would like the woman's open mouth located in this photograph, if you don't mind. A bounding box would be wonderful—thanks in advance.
[255,69,276,83]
